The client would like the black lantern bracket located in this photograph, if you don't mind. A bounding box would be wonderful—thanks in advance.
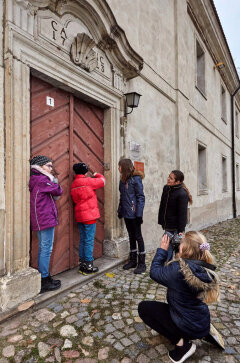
[124,92,142,116]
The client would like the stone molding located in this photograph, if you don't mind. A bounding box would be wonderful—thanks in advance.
[70,33,98,72]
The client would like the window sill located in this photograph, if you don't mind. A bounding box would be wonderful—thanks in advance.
[222,189,228,193]
[198,189,208,195]
[195,85,207,100]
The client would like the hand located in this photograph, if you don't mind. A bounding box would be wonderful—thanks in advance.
[52,177,59,184]
[93,172,97,176]
[118,213,122,219]
[160,234,170,251]
[136,216,143,225]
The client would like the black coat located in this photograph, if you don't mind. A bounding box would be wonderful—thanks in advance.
[150,248,217,339]
[158,184,188,233]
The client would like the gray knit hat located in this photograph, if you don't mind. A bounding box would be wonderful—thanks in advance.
[30,155,52,166]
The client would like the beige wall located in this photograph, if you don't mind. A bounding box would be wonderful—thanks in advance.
[107,0,240,246]
[0,0,5,276]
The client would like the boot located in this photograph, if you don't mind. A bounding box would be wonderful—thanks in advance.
[123,250,137,270]
[78,260,84,274]
[40,276,61,293]
[134,252,146,274]
[48,275,61,287]
[81,261,99,275]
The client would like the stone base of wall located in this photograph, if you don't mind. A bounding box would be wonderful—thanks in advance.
[103,237,129,258]
[0,268,41,312]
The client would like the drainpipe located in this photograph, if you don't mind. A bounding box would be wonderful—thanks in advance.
[231,85,240,218]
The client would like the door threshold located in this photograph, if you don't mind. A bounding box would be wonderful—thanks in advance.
[0,255,126,323]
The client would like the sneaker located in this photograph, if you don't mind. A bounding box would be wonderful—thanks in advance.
[81,261,99,275]
[203,323,225,350]
[168,341,196,363]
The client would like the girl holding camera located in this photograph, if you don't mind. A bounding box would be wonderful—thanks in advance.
[117,158,146,274]
[138,231,222,363]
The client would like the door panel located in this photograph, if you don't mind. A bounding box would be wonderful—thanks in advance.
[30,76,105,275]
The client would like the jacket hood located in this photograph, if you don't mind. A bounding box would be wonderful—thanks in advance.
[29,171,50,192]
[179,258,218,297]
[133,170,145,179]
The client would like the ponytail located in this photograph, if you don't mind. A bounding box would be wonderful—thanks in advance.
[182,182,193,205]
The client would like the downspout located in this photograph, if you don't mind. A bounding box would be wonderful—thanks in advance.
[231,85,240,218]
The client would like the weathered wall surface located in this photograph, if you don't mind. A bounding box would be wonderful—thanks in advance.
[107,0,240,247]
[0,0,5,276]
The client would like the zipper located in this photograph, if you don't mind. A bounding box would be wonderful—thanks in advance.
[34,189,40,230]
[50,194,58,219]
[163,187,170,230]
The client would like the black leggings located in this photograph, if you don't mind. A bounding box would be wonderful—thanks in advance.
[124,218,145,252]
[138,301,192,345]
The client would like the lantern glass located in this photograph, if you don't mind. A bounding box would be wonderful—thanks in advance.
[125,92,142,108]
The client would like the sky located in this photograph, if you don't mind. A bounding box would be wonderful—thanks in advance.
[214,0,240,73]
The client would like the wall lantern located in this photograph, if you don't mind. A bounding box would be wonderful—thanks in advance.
[213,62,225,70]
[124,92,142,116]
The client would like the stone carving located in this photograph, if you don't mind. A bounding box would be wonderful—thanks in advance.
[70,33,98,72]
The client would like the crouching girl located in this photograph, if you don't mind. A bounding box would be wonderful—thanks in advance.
[138,231,223,363]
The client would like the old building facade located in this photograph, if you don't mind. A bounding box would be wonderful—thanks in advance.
[0,0,239,312]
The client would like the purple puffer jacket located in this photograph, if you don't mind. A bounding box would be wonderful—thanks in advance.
[29,170,63,231]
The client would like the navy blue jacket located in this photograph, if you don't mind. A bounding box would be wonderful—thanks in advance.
[158,184,189,233]
[150,248,216,339]
[118,172,145,219]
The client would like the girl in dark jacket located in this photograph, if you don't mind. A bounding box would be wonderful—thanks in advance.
[138,231,222,363]
[29,155,63,293]
[158,170,192,260]
[118,159,146,274]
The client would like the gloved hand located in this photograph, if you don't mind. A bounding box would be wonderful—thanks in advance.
[52,177,59,184]
[118,213,122,219]
[136,216,143,225]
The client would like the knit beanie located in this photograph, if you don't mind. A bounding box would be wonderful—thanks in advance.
[73,162,88,175]
[30,155,52,166]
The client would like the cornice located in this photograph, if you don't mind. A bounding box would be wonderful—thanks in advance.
[28,0,143,79]
[187,0,240,97]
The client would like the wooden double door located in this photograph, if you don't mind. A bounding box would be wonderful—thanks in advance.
[30,76,104,275]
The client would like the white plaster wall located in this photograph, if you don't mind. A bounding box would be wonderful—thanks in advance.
[122,75,176,250]
[106,0,176,87]
[0,0,5,275]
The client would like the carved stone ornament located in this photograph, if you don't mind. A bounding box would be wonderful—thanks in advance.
[70,33,98,72]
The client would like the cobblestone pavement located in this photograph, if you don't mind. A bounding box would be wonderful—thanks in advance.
[0,218,240,363]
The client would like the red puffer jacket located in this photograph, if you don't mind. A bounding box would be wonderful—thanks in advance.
[71,173,105,222]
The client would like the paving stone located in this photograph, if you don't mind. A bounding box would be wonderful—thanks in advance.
[62,350,80,358]
[59,325,78,337]
[136,353,151,363]
[38,342,51,358]
[121,337,132,347]
[98,347,110,360]
[35,308,56,323]
[82,336,94,346]
[62,338,72,349]
[7,334,23,342]
[2,345,15,358]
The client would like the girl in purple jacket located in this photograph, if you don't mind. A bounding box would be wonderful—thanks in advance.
[29,155,63,293]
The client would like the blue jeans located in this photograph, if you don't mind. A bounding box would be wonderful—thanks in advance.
[37,227,55,278]
[78,223,96,262]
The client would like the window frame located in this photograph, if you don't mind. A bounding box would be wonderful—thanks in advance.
[197,141,208,195]
[195,38,207,99]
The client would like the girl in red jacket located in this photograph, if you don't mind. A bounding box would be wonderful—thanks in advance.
[71,162,105,274]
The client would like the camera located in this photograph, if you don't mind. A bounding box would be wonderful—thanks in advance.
[164,232,182,253]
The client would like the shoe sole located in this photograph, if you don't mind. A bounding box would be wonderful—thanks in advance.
[209,323,225,349]
[40,285,61,294]
[168,343,196,363]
